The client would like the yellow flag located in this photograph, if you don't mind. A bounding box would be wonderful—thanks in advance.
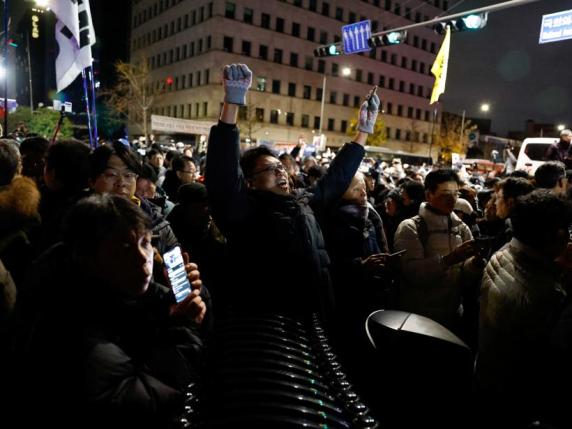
[430,26,451,105]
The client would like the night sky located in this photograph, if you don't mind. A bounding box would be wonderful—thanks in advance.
[443,0,571,136]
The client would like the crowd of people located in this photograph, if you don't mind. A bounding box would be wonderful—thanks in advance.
[1,63,572,428]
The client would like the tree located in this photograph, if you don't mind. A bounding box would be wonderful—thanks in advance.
[346,109,387,146]
[237,104,265,142]
[102,54,160,144]
[434,113,477,164]
[7,106,73,140]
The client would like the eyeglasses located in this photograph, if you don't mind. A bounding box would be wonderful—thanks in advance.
[179,169,197,175]
[250,162,286,177]
[101,169,138,182]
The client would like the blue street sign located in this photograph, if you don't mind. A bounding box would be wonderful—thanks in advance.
[539,9,572,44]
[342,20,372,54]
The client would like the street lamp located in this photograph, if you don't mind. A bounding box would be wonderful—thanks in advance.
[34,0,49,9]
[557,124,566,132]
[318,67,351,137]
[480,103,490,113]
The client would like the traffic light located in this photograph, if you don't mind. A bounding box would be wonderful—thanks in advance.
[165,76,174,86]
[313,44,342,58]
[368,30,408,47]
[434,13,488,35]
[8,39,17,48]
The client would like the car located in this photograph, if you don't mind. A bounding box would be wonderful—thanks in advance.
[515,137,559,175]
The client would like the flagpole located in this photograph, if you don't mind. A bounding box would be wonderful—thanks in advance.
[88,65,98,146]
[429,103,439,162]
[81,68,94,149]
[2,0,8,137]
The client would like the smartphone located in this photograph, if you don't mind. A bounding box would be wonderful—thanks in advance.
[389,249,407,257]
[163,246,192,303]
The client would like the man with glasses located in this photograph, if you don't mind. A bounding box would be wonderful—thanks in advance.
[163,155,197,203]
[393,169,482,334]
[206,63,379,319]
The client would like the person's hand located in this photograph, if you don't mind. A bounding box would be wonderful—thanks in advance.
[182,252,202,294]
[362,253,389,274]
[171,289,207,325]
[443,240,479,266]
[223,64,252,106]
[358,87,380,134]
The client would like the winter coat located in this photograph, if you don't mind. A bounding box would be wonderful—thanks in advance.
[476,238,565,400]
[13,243,202,429]
[205,121,364,319]
[139,197,179,255]
[393,202,477,329]
[0,176,40,286]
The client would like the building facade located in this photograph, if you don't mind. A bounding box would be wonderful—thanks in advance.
[131,0,447,153]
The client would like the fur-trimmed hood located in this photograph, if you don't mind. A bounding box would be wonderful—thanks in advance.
[0,176,41,234]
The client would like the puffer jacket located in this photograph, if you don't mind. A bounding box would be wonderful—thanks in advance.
[476,238,565,397]
[393,202,476,328]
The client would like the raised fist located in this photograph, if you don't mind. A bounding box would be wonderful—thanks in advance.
[223,64,253,106]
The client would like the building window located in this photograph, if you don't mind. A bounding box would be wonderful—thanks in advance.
[198,39,203,52]
[341,120,348,133]
[399,81,405,92]
[292,22,300,37]
[367,72,374,85]
[203,102,208,116]
[381,51,388,62]
[329,91,337,104]
[327,118,334,131]
[409,83,415,95]
[309,0,317,12]
[305,56,313,71]
[256,108,264,121]
[261,13,270,29]
[387,102,393,114]
[286,112,294,126]
[395,129,401,140]
[319,31,328,44]
[223,36,233,52]
[205,69,210,84]
[378,75,385,87]
[288,82,296,97]
[307,27,315,41]
[238,106,248,121]
[411,59,417,72]
[196,71,202,86]
[391,54,397,65]
[244,7,253,23]
[356,69,363,82]
[420,62,426,74]
[273,48,283,63]
[349,11,356,23]
[317,60,325,73]
[342,93,349,106]
[401,57,407,68]
[407,107,413,118]
[256,76,267,91]
[332,63,338,76]
[416,108,422,120]
[335,7,343,21]
[388,78,395,90]
[270,110,279,124]
[314,116,321,130]
[242,40,251,56]
[397,105,403,116]
[394,3,401,15]
[301,114,309,128]
[316,88,323,101]
[303,85,311,99]
[276,17,284,32]
[425,111,431,121]
[259,45,268,60]
[272,79,281,94]
[290,52,298,67]
[225,2,235,19]
[322,2,330,16]
[417,86,424,97]
[353,96,360,108]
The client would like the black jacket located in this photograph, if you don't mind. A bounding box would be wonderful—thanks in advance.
[205,121,364,319]
[12,243,202,429]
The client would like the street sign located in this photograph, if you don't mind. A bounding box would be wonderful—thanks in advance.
[342,20,371,54]
[539,9,572,44]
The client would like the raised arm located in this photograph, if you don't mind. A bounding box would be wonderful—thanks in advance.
[311,88,380,212]
[205,64,254,235]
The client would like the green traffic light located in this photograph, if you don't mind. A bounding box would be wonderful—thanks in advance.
[327,44,340,56]
[462,14,484,30]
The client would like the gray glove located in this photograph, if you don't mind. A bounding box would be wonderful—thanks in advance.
[223,64,252,105]
[358,90,380,134]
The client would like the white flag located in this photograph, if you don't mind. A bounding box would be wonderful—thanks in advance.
[49,0,96,92]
